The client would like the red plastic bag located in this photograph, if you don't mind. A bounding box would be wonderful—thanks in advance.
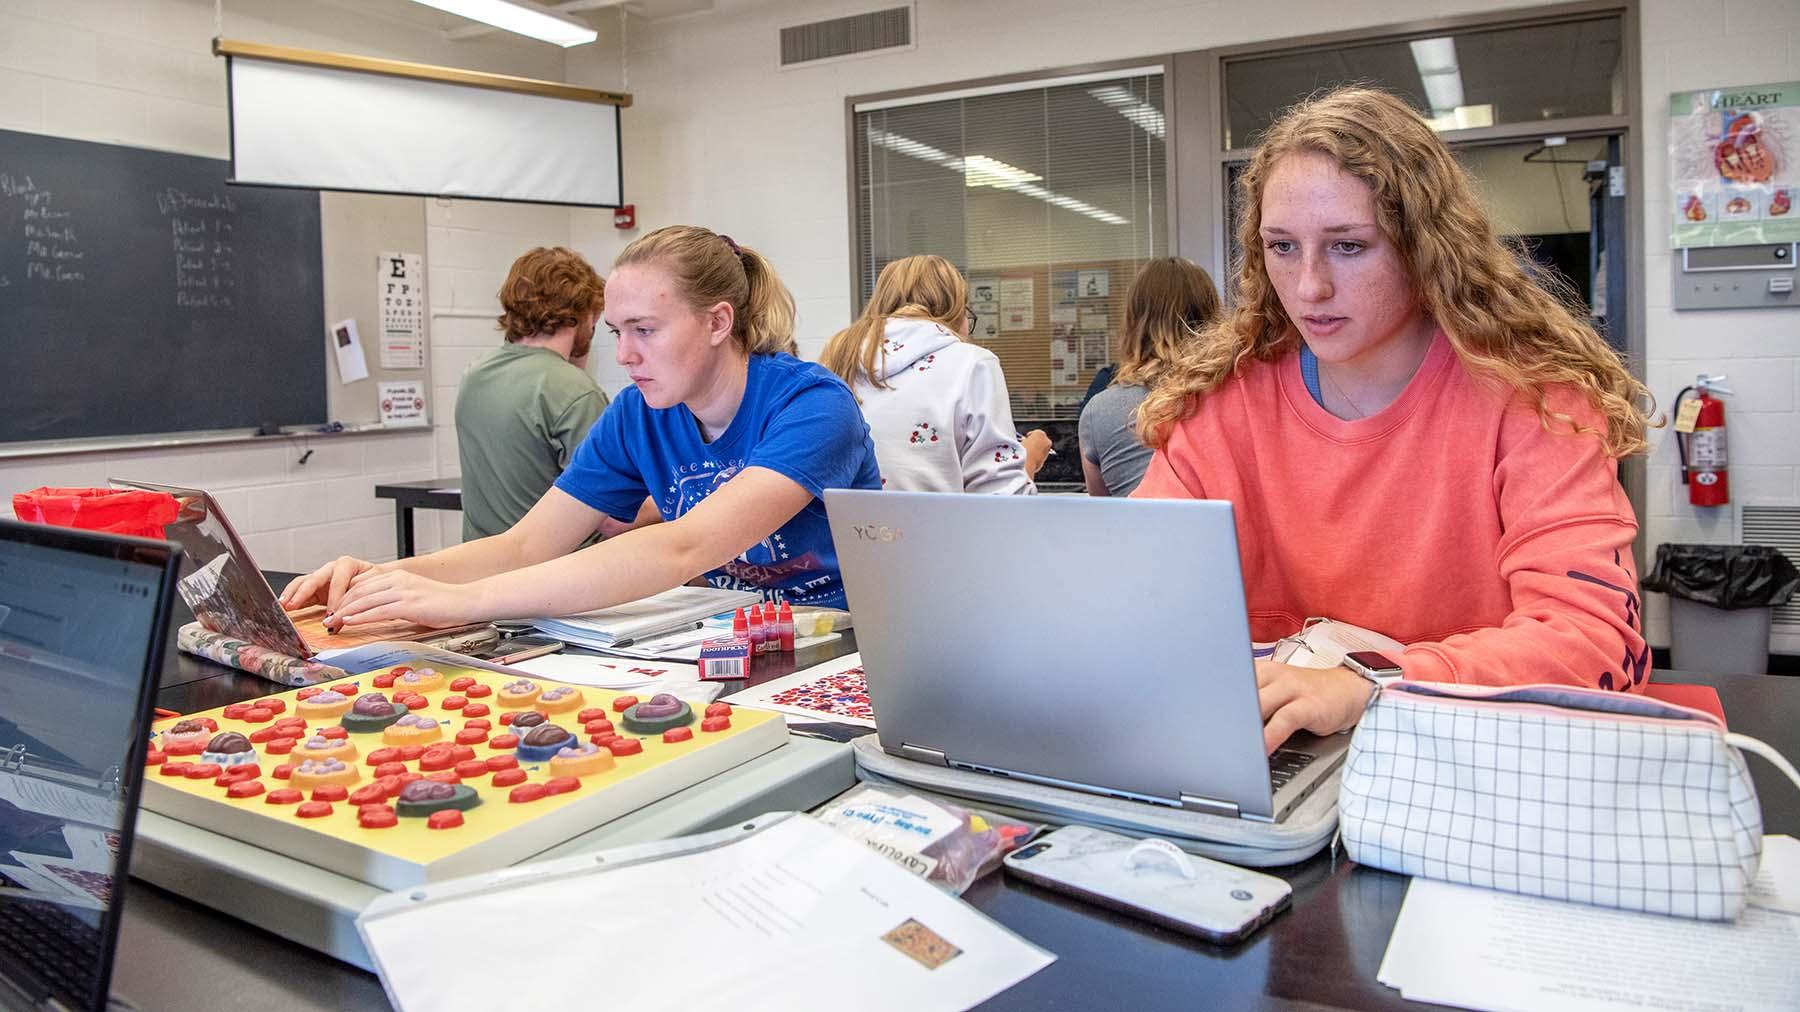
[11,487,179,539]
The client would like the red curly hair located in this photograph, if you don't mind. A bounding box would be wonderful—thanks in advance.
[496,247,605,343]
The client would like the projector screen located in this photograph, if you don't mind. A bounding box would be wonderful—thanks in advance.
[225,53,622,207]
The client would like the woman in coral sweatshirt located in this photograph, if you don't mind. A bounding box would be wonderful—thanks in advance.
[1132,87,1655,753]
[822,255,1049,493]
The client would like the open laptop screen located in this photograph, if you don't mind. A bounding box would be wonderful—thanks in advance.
[0,522,178,1012]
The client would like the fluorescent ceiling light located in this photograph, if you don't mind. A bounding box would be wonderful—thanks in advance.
[865,128,1129,225]
[410,0,598,47]
[1408,36,1465,120]
[1088,84,1165,138]
[961,155,1042,189]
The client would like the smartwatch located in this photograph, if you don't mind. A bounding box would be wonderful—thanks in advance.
[1341,650,1404,684]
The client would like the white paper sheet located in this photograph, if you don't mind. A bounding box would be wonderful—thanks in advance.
[725,652,874,727]
[1379,875,1800,1012]
[0,771,118,825]
[361,815,1052,1011]
[330,317,369,383]
[1749,834,1800,915]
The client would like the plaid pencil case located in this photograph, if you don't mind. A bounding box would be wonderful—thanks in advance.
[1338,681,1800,920]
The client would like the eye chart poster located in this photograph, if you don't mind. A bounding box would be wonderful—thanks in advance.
[1668,81,1798,248]
[378,251,427,369]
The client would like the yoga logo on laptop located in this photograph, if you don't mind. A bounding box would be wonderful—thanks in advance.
[850,524,902,543]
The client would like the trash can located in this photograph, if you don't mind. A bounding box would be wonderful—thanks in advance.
[1643,544,1800,675]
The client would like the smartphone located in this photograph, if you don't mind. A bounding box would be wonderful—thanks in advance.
[1002,825,1291,944]
[465,634,564,665]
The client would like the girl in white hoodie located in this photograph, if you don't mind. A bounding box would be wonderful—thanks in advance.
[822,255,1049,494]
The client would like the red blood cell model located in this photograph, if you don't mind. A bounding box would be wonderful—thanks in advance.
[461,703,491,718]
[454,759,490,779]
[542,777,580,796]
[705,703,733,718]
[441,696,467,711]
[159,763,193,778]
[464,683,492,698]
[223,703,250,720]
[455,728,488,745]
[242,707,274,724]
[295,801,333,819]
[226,780,265,799]
[611,695,638,713]
[145,749,166,766]
[373,673,398,689]
[373,761,408,779]
[606,738,643,756]
[427,810,465,830]
[257,699,286,714]
[484,755,518,771]
[662,727,694,744]
[701,716,731,733]
[265,788,302,805]
[311,784,349,803]
[265,737,297,755]
[318,726,349,740]
[508,783,547,804]
[349,783,389,806]
[577,708,608,724]
[184,763,223,780]
[418,746,457,771]
[491,768,527,788]
[271,763,295,780]
[489,734,519,750]
[449,676,476,692]
[359,806,397,829]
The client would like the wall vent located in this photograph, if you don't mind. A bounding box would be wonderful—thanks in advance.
[1742,504,1800,630]
[780,5,913,68]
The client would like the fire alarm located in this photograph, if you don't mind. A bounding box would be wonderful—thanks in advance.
[614,204,636,230]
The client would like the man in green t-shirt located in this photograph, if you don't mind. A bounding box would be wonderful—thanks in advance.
[454,247,610,542]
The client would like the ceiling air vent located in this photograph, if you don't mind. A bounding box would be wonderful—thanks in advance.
[780,5,913,68]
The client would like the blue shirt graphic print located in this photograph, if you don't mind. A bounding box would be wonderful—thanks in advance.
[555,353,882,607]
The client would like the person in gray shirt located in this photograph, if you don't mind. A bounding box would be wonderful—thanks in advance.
[455,247,609,541]
[1078,258,1219,496]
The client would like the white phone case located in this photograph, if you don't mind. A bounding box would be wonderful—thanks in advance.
[1002,825,1291,943]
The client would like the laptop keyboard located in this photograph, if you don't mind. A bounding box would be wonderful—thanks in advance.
[0,897,103,1005]
[1268,747,1316,792]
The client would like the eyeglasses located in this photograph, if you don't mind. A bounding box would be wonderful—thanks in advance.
[965,308,978,333]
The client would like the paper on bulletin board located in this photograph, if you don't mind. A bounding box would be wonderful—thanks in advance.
[1000,277,1034,330]
[1078,308,1109,333]
[1668,80,1799,248]
[330,318,369,383]
[378,251,426,369]
[1051,270,1078,303]
[378,379,427,427]
[1049,304,1076,325]
[1049,338,1077,385]
[1081,333,1109,370]
[1077,269,1110,297]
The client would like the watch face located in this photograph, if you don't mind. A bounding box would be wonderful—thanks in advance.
[1345,650,1400,674]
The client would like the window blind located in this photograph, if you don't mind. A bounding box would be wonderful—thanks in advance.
[852,71,1167,422]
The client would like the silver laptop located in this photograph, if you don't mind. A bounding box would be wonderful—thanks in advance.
[107,478,314,658]
[825,490,1347,823]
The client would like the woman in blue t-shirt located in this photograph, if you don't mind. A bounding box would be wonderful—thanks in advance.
[280,226,883,626]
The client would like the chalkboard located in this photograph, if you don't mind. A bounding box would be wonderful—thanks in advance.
[0,128,325,444]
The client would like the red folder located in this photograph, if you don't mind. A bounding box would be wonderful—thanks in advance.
[1645,682,1726,725]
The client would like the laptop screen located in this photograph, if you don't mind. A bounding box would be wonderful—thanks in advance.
[0,521,178,1011]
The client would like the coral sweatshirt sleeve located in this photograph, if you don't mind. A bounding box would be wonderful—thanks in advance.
[1399,392,1649,691]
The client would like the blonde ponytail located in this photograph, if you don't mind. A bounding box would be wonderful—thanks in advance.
[614,226,798,356]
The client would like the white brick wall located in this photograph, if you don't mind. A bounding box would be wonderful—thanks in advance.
[0,0,558,572]
[1640,0,1800,652]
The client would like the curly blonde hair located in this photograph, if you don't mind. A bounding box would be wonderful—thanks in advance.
[1137,87,1653,457]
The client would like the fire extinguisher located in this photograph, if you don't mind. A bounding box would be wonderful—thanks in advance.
[1674,374,1731,507]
